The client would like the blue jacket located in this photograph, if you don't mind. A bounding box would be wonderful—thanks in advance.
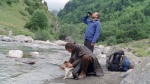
[83,15,101,43]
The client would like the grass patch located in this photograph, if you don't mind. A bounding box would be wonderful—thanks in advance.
[0,0,33,36]
[118,39,150,57]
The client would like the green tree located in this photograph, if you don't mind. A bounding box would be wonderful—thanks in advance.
[25,9,48,31]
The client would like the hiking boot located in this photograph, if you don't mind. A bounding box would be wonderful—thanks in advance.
[78,70,86,79]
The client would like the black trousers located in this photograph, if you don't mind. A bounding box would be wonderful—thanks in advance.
[84,39,94,52]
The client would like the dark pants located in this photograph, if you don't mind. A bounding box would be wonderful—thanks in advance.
[84,39,94,52]
[72,55,93,79]
[81,55,93,74]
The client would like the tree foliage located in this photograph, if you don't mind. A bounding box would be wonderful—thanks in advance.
[58,0,150,45]
[25,9,48,31]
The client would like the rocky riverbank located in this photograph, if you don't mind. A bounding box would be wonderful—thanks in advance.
[0,35,149,84]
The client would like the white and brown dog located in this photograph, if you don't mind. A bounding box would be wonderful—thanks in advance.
[63,61,74,79]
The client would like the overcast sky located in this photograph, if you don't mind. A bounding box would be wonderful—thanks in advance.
[45,0,69,11]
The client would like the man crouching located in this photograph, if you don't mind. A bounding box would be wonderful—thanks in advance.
[60,43,104,79]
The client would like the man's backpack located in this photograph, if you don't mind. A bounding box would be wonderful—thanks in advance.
[107,50,130,72]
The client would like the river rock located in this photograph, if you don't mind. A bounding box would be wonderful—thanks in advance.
[34,40,45,44]
[15,58,35,65]
[13,35,33,43]
[2,35,12,42]
[103,46,111,54]
[8,50,23,58]
[29,52,39,57]
[45,40,57,45]
[54,40,67,46]
[24,36,34,43]
[65,36,74,43]
[94,45,105,55]
[121,57,150,84]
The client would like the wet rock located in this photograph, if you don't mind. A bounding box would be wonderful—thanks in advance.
[29,52,40,57]
[8,50,23,58]
[45,40,57,45]
[15,58,35,65]
[121,57,150,84]
[54,40,67,46]
[2,35,12,42]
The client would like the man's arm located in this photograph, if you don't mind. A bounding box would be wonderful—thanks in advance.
[82,14,90,24]
[72,58,81,67]
[92,21,101,43]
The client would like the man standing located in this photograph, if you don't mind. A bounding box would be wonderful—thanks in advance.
[83,12,101,52]
[60,43,104,79]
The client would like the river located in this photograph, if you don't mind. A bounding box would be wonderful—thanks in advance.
[0,42,70,84]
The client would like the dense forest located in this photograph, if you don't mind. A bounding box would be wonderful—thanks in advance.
[58,0,150,45]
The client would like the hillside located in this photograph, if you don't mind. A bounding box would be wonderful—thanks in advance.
[0,0,58,38]
[58,0,150,45]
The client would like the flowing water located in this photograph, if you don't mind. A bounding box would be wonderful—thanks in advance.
[0,42,70,84]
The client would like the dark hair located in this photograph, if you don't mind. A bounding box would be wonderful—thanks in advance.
[65,43,75,50]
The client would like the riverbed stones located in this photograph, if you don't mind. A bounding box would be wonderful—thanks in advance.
[13,35,33,43]
[29,52,40,57]
[54,40,67,46]
[8,50,23,58]
[2,35,12,42]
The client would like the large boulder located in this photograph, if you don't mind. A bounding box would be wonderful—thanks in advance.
[124,52,141,68]
[121,57,150,84]
[7,50,23,58]
[105,46,141,69]
[94,45,105,55]
[106,46,122,67]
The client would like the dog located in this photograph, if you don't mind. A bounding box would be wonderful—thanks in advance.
[63,61,74,79]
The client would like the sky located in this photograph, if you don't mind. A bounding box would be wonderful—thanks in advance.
[45,0,70,11]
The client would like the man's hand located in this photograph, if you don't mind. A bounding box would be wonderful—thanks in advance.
[60,65,65,69]
[91,43,94,46]
[87,14,90,16]
[66,63,73,68]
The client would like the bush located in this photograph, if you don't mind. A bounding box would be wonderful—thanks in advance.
[35,29,53,41]
[24,0,32,6]
[6,0,12,5]
[105,36,117,46]
[25,9,48,31]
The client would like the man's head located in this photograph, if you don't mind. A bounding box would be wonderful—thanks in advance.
[92,12,100,20]
[65,43,75,53]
